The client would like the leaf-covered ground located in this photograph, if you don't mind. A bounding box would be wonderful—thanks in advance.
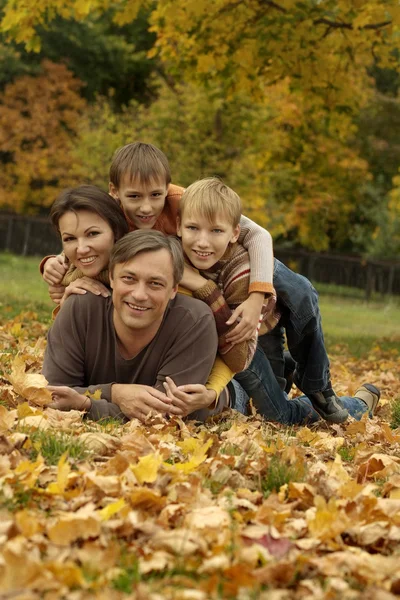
[1,312,400,600]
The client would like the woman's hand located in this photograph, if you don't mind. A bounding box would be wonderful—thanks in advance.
[60,277,111,306]
[43,255,69,285]
[163,376,217,416]
[225,292,265,345]
[48,386,91,411]
[180,263,208,292]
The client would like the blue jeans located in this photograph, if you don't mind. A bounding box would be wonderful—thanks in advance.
[233,346,368,425]
[258,258,330,394]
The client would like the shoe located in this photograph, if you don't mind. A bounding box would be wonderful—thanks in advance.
[283,351,296,394]
[355,383,381,416]
[294,374,349,424]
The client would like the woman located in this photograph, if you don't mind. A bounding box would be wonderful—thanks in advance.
[48,185,129,307]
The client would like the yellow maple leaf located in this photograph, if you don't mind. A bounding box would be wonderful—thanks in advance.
[84,388,102,401]
[131,453,163,484]
[165,438,213,474]
[98,498,126,521]
[46,452,70,495]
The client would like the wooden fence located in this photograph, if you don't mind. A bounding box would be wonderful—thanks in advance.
[1,213,399,298]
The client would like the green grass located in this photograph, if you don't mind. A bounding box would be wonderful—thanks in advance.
[22,427,89,465]
[261,454,303,497]
[391,398,400,429]
[0,252,53,321]
[319,294,400,356]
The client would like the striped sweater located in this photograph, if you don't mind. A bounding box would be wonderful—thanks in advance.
[192,242,280,373]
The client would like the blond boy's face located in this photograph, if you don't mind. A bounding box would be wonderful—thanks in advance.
[109,175,168,230]
[178,210,240,271]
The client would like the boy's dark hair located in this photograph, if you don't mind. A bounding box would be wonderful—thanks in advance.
[109,230,184,286]
[109,142,171,189]
[50,185,129,242]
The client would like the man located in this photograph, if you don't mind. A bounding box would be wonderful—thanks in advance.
[43,230,219,422]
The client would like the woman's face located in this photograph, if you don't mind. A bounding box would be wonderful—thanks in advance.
[59,210,115,277]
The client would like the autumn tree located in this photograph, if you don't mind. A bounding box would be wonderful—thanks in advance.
[2,0,400,253]
[0,60,86,213]
[68,78,370,251]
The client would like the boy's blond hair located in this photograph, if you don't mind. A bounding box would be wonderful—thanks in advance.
[109,142,171,188]
[179,178,242,227]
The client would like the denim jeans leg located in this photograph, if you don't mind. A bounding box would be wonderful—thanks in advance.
[257,326,286,390]
[234,346,320,425]
[273,258,330,393]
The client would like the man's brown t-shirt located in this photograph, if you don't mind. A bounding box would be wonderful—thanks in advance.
[43,293,218,421]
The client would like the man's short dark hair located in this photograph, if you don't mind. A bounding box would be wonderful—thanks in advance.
[109,230,184,286]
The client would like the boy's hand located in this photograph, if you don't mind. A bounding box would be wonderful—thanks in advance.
[49,284,66,305]
[225,292,264,345]
[180,263,208,292]
[48,386,91,411]
[43,255,68,285]
[163,376,215,416]
[60,277,111,306]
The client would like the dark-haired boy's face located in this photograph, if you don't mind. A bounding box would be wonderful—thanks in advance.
[109,176,168,230]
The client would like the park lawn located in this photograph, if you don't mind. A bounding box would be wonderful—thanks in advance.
[319,294,400,356]
[0,252,54,322]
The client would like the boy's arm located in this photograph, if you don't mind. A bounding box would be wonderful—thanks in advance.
[193,279,258,373]
[238,214,274,294]
[206,355,234,401]
[227,215,275,343]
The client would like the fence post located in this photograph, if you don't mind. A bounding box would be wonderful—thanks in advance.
[365,264,374,301]
[387,265,395,297]
[5,217,14,251]
[22,221,31,256]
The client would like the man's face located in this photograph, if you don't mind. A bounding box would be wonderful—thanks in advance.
[178,210,240,270]
[109,176,168,230]
[110,249,178,336]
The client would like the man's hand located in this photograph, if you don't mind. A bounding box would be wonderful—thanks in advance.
[111,383,183,421]
[43,255,69,285]
[48,386,91,411]
[225,292,265,345]
[49,284,66,305]
[60,277,111,306]
[180,263,208,292]
[163,376,216,416]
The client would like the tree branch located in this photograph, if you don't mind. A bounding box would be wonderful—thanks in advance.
[314,18,391,31]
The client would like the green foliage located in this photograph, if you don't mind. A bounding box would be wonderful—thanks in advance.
[24,428,89,465]
[261,454,304,497]
[338,446,356,463]
[390,397,400,429]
